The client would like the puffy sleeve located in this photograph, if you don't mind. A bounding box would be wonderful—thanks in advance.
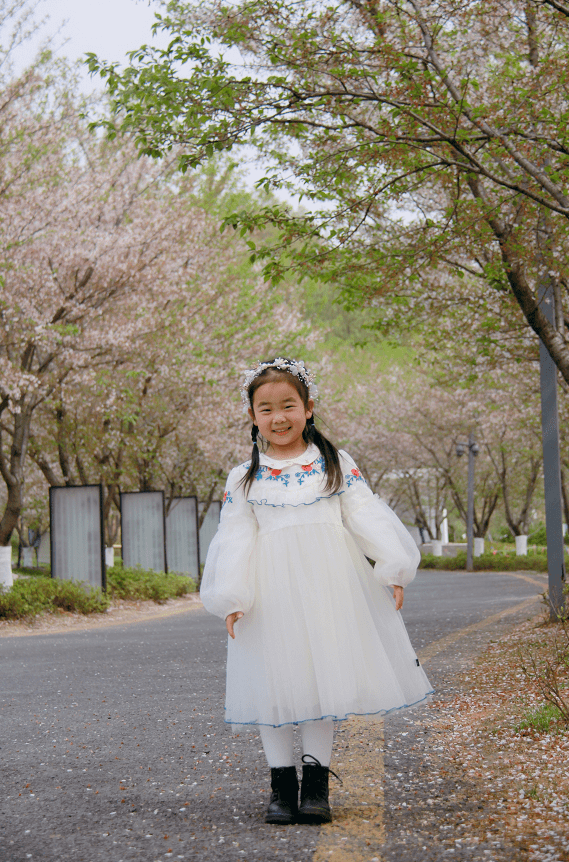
[339,451,420,588]
[200,465,258,620]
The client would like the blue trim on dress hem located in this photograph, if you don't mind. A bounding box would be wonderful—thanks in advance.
[223,688,435,728]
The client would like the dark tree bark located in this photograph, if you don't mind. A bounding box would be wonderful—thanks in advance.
[0,408,32,546]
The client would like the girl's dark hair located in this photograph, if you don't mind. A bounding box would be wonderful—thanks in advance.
[240,361,343,497]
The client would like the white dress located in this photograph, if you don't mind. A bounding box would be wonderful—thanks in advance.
[201,444,433,727]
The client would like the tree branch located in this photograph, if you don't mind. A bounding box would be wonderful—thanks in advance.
[540,0,569,17]
[407,0,569,210]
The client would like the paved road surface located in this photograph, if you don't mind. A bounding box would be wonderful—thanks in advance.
[0,570,545,862]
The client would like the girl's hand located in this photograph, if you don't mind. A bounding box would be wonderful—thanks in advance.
[392,586,404,611]
[226,611,244,639]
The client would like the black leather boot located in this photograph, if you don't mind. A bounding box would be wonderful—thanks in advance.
[298,755,341,823]
[265,766,299,824]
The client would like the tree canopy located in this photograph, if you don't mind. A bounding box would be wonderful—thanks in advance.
[90,0,569,382]
[1,0,567,551]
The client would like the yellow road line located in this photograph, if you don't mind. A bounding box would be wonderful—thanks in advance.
[417,594,541,665]
[315,715,384,862]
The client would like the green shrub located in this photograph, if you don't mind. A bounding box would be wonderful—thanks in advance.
[419,551,548,572]
[529,524,548,546]
[0,566,196,621]
[106,566,196,603]
[0,577,110,620]
[524,524,569,546]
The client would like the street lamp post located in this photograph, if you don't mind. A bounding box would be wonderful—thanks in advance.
[456,433,479,572]
[538,279,566,620]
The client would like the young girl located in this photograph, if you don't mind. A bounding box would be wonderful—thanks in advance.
[200,357,432,825]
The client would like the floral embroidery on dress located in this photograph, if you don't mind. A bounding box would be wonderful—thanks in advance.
[345,467,366,487]
[295,456,325,485]
[222,490,233,507]
[251,455,327,488]
[254,465,290,486]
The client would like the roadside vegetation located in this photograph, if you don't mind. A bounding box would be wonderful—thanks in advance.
[419,551,550,572]
[106,566,196,603]
[515,703,565,735]
[0,567,196,620]
[425,590,569,860]
[517,596,569,731]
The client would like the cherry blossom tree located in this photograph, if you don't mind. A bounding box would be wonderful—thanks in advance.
[321,350,545,541]
[0,37,82,545]
[2,123,310,544]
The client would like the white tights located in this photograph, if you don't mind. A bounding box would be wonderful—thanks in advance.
[259,719,334,768]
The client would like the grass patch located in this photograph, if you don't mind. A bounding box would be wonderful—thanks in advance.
[1,566,196,620]
[13,566,51,578]
[420,551,548,571]
[514,702,564,734]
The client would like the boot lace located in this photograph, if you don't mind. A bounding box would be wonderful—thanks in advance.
[301,754,343,785]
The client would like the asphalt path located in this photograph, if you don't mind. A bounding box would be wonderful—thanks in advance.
[381,571,546,862]
[0,570,545,862]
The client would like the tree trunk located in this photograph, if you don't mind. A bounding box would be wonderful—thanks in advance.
[402,472,435,539]
[28,435,61,487]
[198,470,224,530]
[56,405,76,485]
[0,408,32,546]
[473,490,500,538]
[466,174,569,385]
[489,445,541,536]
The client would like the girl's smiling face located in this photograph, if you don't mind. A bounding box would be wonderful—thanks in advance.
[249,378,314,458]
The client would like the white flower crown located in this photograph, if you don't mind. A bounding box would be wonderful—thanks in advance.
[240,358,319,410]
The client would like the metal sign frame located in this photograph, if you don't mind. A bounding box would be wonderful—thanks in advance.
[50,484,106,591]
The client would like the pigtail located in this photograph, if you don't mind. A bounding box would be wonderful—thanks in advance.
[239,424,260,496]
[304,417,343,495]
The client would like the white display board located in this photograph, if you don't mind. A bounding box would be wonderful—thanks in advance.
[198,500,221,565]
[121,491,166,573]
[50,485,105,589]
[166,497,200,578]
